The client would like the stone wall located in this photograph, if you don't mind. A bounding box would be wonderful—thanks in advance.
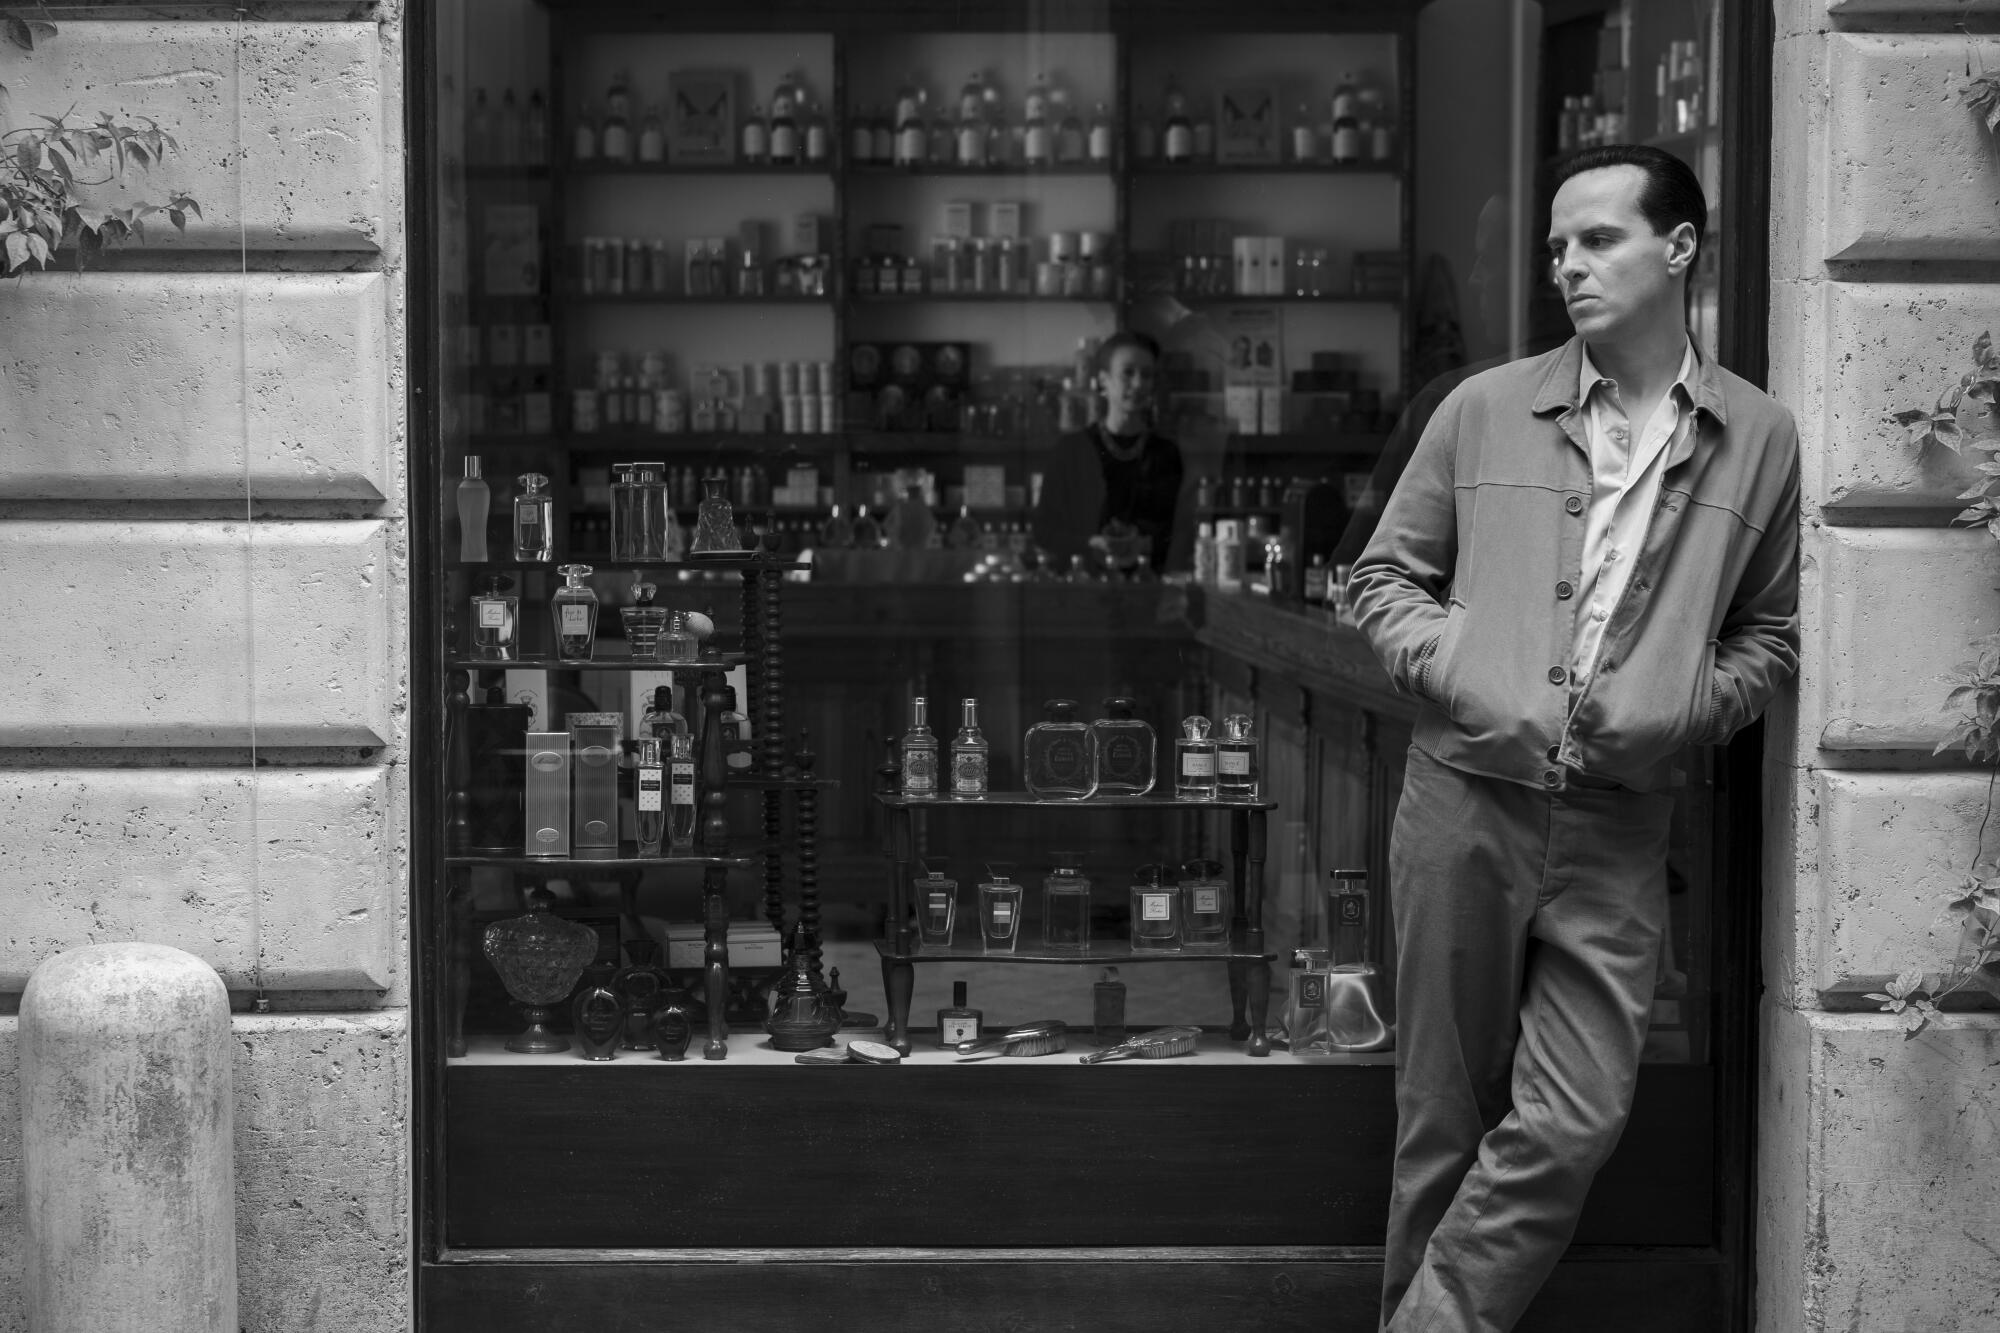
[0,5,409,1331]
[1766,2,2000,1329]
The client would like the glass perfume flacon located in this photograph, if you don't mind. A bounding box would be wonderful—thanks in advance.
[457,455,490,562]
[1175,714,1219,799]
[915,861,958,949]
[1089,697,1156,797]
[899,696,938,797]
[978,863,1023,953]
[1042,855,1092,951]
[513,472,553,562]
[469,574,518,661]
[551,564,599,661]
[658,610,698,664]
[1093,967,1127,1046]
[634,736,666,855]
[1024,699,1094,800]
[949,697,988,799]
[667,731,697,851]
[641,684,687,746]
[1217,712,1260,799]
[611,462,673,562]
[1129,863,1181,952]
[690,475,744,555]
[619,581,670,660]
[936,980,982,1048]
[1180,857,1232,947]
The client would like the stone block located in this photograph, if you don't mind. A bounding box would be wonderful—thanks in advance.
[1758,1006,2000,1333]
[1811,525,2000,750]
[0,272,390,501]
[0,766,400,994]
[0,20,387,252]
[1770,34,1830,281]
[1826,35,2000,262]
[0,521,395,748]
[0,1010,410,1333]
[1813,282,1995,510]
[1815,770,1992,992]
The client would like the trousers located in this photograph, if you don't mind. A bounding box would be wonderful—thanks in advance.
[1379,745,1674,1333]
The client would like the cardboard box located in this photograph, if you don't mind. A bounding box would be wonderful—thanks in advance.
[793,211,822,255]
[943,199,975,239]
[659,920,785,971]
[989,200,1022,239]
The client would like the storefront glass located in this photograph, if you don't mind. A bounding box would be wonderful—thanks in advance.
[419,0,1756,1321]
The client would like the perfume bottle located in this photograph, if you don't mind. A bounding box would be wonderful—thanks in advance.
[978,863,1023,953]
[949,697,989,800]
[469,574,518,661]
[1217,713,1260,799]
[1089,697,1157,797]
[634,735,666,855]
[1024,699,1095,800]
[690,475,743,555]
[619,581,670,661]
[551,564,599,661]
[1329,867,1371,966]
[457,455,490,562]
[658,610,698,665]
[1042,855,1092,951]
[1180,857,1232,946]
[641,685,687,746]
[936,980,982,1048]
[1175,714,1219,799]
[900,695,939,797]
[513,472,553,562]
[851,504,883,548]
[819,504,855,549]
[1129,863,1181,952]
[667,731,697,851]
[718,685,753,772]
[916,861,958,949]
[1093,967,1127,1045]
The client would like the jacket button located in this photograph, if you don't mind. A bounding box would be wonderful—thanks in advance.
[1546,744,1561,761]
[1556,580,1574,599]
[1603,659,1618,672]
[1543,769,1562,788]
[1564,495,1585,515]
[1548,666,1567,685]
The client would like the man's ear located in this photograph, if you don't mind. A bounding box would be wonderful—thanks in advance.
[1665,221,1698,275]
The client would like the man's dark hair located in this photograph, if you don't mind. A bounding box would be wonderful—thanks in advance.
[1552,143,1706,265]
[1096,329,1162,373]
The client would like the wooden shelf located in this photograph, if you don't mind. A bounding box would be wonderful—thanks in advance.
[850,291,1112,304]
[1177,293,1401,307]
[564,160,834,177]
[846,161,1110,177]
[448,848,757,870]
[446,652,749,671]
[568,292,834,305]
[1128,160,1400,177]
[875,939,1276,965]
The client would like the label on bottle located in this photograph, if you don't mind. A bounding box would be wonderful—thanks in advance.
[1165,124,1193,160]
[1099,734,1145,781]
[1181,751,1217,777]
[560,603,592,634]
[1192,887,1222,915]
[1041,737,1086,785]
[941,1015,981,1044]
[928,891,951,913]
[1141,892,1173,922]
[477,600,506,628]
[991,901,1014,924]
[952,750,988,793]
[518,509,540,530]
[1088,124,1113,161]
[670,760,695,805]
[637,768,663,812]
[1219,750,1252,776]
[902,749,937,793]
[771,125,799,160]
[1024,126,1051,163]
[1296,972,1327,1009]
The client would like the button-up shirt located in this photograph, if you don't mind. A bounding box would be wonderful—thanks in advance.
[1569,338,1698,688]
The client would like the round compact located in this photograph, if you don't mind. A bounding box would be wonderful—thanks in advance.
[847,1039,903,1065]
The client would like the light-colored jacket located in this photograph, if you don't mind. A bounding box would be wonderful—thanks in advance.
[1350,335,1799,793]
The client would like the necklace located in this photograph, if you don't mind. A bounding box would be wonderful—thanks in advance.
[1098,425,1147,462]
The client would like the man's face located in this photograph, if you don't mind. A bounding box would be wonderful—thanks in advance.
[1546,164,1693,343]
[1100,345,1156,420]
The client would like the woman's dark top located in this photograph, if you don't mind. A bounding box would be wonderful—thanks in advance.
[1032,425,1185,571]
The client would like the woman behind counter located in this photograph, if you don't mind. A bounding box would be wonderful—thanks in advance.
[1031,331,1185,574]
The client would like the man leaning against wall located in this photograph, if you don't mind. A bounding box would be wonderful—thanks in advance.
[1351,143,1801,1333]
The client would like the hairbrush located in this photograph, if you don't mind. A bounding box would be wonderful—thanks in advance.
[1078,1025,1203,1064]
[954,1019,1068,1060]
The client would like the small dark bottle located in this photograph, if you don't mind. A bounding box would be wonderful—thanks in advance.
[653,987,694,1061]
[572,962,624,1061]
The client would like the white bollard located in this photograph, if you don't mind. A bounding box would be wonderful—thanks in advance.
[20,942,237,1333]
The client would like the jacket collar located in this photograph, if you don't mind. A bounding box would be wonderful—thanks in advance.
[1532,333,1728,426]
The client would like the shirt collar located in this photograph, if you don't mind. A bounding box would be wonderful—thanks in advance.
[1536,333,1728,425]
[1576,337,1699,416]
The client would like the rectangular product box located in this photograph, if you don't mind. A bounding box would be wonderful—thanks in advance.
[793,211,823,255]
[626,670,677,741]
[1225,385,1261,435]
[1261,236,1286,296]
[504,669,551,731]
[523,731,571,857]
[1259,386,1285,436]
[989,200,1022,239]
[664,921,784,971]
[942,200,974,239]
[1232,237,1255,295]
[566,711,624,852]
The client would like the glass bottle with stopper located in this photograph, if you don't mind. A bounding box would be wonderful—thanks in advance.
[457,455,490,562]
[936,980,982,1048]
[1217,713,1260,799]
[1129,862,1181,952]
[1024,699,1095,799]
[469,573,518,661]
[513,472,552,562]
[978,863,1022,952]
[634,736,666,855]
[949,697,988,800]
[1041,854,1092,951]
[1088,696,1156,797]
[1179,857,1232,946]
[620,581,669,661]
[551,564,599,661]
[1174,714,1219,799]
[667,730,697,851]
[916,860,958,949]
[690,475,743,555]
[899,695,939,797]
